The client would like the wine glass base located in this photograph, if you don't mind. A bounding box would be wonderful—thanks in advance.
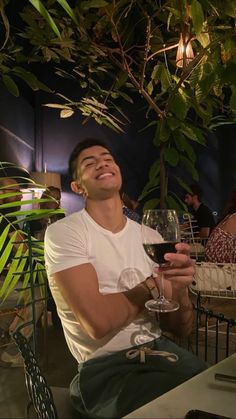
[145,299,180,313]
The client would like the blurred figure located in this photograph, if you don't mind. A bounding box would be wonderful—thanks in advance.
[27,186,63,240]
[184,184,215,238]
[205,187,236,263]
[25,186,64,328]
[0,177,44,367]
[121,191,141,223]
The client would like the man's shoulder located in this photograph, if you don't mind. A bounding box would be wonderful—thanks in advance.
[199,203,212,214]
[47,210,85,233]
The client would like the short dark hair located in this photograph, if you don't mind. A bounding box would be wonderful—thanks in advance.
[68,138,113,180]
[189,183,202,200]
[41,186,61,198]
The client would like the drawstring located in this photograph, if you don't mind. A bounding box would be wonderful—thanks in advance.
[126,346,179,363]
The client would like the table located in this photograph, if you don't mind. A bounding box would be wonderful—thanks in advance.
[124,353,236,418]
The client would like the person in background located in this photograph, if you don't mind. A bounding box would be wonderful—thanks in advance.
[26,186,64,328]
[27,186,63,240]
[184,184,215,238]
[205,187,236,263]
[121,191,141,223]
[0,177,43,367]
[44,137,206,419]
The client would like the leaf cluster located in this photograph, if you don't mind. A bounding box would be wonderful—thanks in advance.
[1,0,236,208]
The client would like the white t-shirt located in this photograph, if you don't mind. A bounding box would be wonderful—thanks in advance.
[44,209,161,363]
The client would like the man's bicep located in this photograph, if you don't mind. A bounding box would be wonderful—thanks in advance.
[53,264,118,339]
[53,264,102,324]
[54,263,100,306]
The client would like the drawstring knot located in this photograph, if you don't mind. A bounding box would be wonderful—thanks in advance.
[126,346,178,363]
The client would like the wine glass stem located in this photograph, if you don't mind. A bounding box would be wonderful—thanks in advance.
[159,272,165,301]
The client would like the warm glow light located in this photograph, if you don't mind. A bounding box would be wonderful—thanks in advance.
[30,172,61,190]
[176,34,194,68]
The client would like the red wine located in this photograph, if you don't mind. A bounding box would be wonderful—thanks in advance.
[143,242,177,265]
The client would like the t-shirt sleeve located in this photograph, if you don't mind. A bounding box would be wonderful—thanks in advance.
[44,219,89,276]
[198,206,215,228]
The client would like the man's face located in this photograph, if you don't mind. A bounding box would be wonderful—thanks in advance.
[75,146,122,200]
[0,178,23,210]
[184,193,194,207]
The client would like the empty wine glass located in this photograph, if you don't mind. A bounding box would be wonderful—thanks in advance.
[142,209,181,312]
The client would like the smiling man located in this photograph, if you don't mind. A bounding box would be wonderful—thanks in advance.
[44,138,206,418]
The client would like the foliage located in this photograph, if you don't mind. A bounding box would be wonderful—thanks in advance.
[1,0,236,208]
[0,162,64,302]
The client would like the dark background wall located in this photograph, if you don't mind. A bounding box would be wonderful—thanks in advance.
[0,82,235,217]
[0,85,34,171]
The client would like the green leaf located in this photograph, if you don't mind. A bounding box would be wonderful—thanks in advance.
[223,0,236,17]
[174,176,193,193]
[138,178,160,201]
[115,72,129,89]
[118,91,134,104]
[160,66,171,93]
[174,134,196,162]
[167,116,181,131]
[143,198,160,211]
[180,124,205,145]
[56,0,79,25]
[12,67,51,92]
[154,121,170,145]
[28,0,61,38]
[2,75,19,97]
[196,31,210,48]
[179,155,199,180]
[151,64,162,82]
[147,81,153,95]
[81,0,109,9]
[164,147,179,167]
[149,160,160,179]
[190,0,204,36]
[170,93,188,120]
[166,194,183,212]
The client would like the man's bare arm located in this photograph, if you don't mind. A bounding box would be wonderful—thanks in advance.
[53,263,151,339]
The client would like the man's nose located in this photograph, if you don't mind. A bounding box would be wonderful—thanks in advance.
[95,159,108,170]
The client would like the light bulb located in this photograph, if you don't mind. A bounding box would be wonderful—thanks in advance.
[176,34,194,68]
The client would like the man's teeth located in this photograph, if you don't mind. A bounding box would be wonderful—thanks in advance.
[98,173,113,179]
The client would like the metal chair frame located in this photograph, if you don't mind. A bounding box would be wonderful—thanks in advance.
[189,261,236,364]
[12,328,58,419]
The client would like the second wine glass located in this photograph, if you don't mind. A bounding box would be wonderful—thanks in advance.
[142,209,180,313]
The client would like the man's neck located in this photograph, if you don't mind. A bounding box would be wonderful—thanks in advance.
[85,195,126,233]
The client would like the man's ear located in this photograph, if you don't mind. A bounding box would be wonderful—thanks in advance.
[70,180,86,197]
[71,180,81,194]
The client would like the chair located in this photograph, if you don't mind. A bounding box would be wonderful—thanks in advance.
[12,328,77,419]
[180,213,207,261]
[189,262,236,364]
[190,262,236,298]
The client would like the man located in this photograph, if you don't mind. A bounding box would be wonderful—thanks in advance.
[184,184,215,238]
[44,138,206,418]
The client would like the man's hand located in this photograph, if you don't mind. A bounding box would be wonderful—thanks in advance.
[153,242,195,337]
[157,242,195,290]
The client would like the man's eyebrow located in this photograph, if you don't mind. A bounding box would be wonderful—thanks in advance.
[80,152,112,164]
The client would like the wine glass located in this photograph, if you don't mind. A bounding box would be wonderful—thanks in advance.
[142,209,181,313]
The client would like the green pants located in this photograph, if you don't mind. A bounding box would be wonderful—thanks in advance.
[70,336,207,418]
